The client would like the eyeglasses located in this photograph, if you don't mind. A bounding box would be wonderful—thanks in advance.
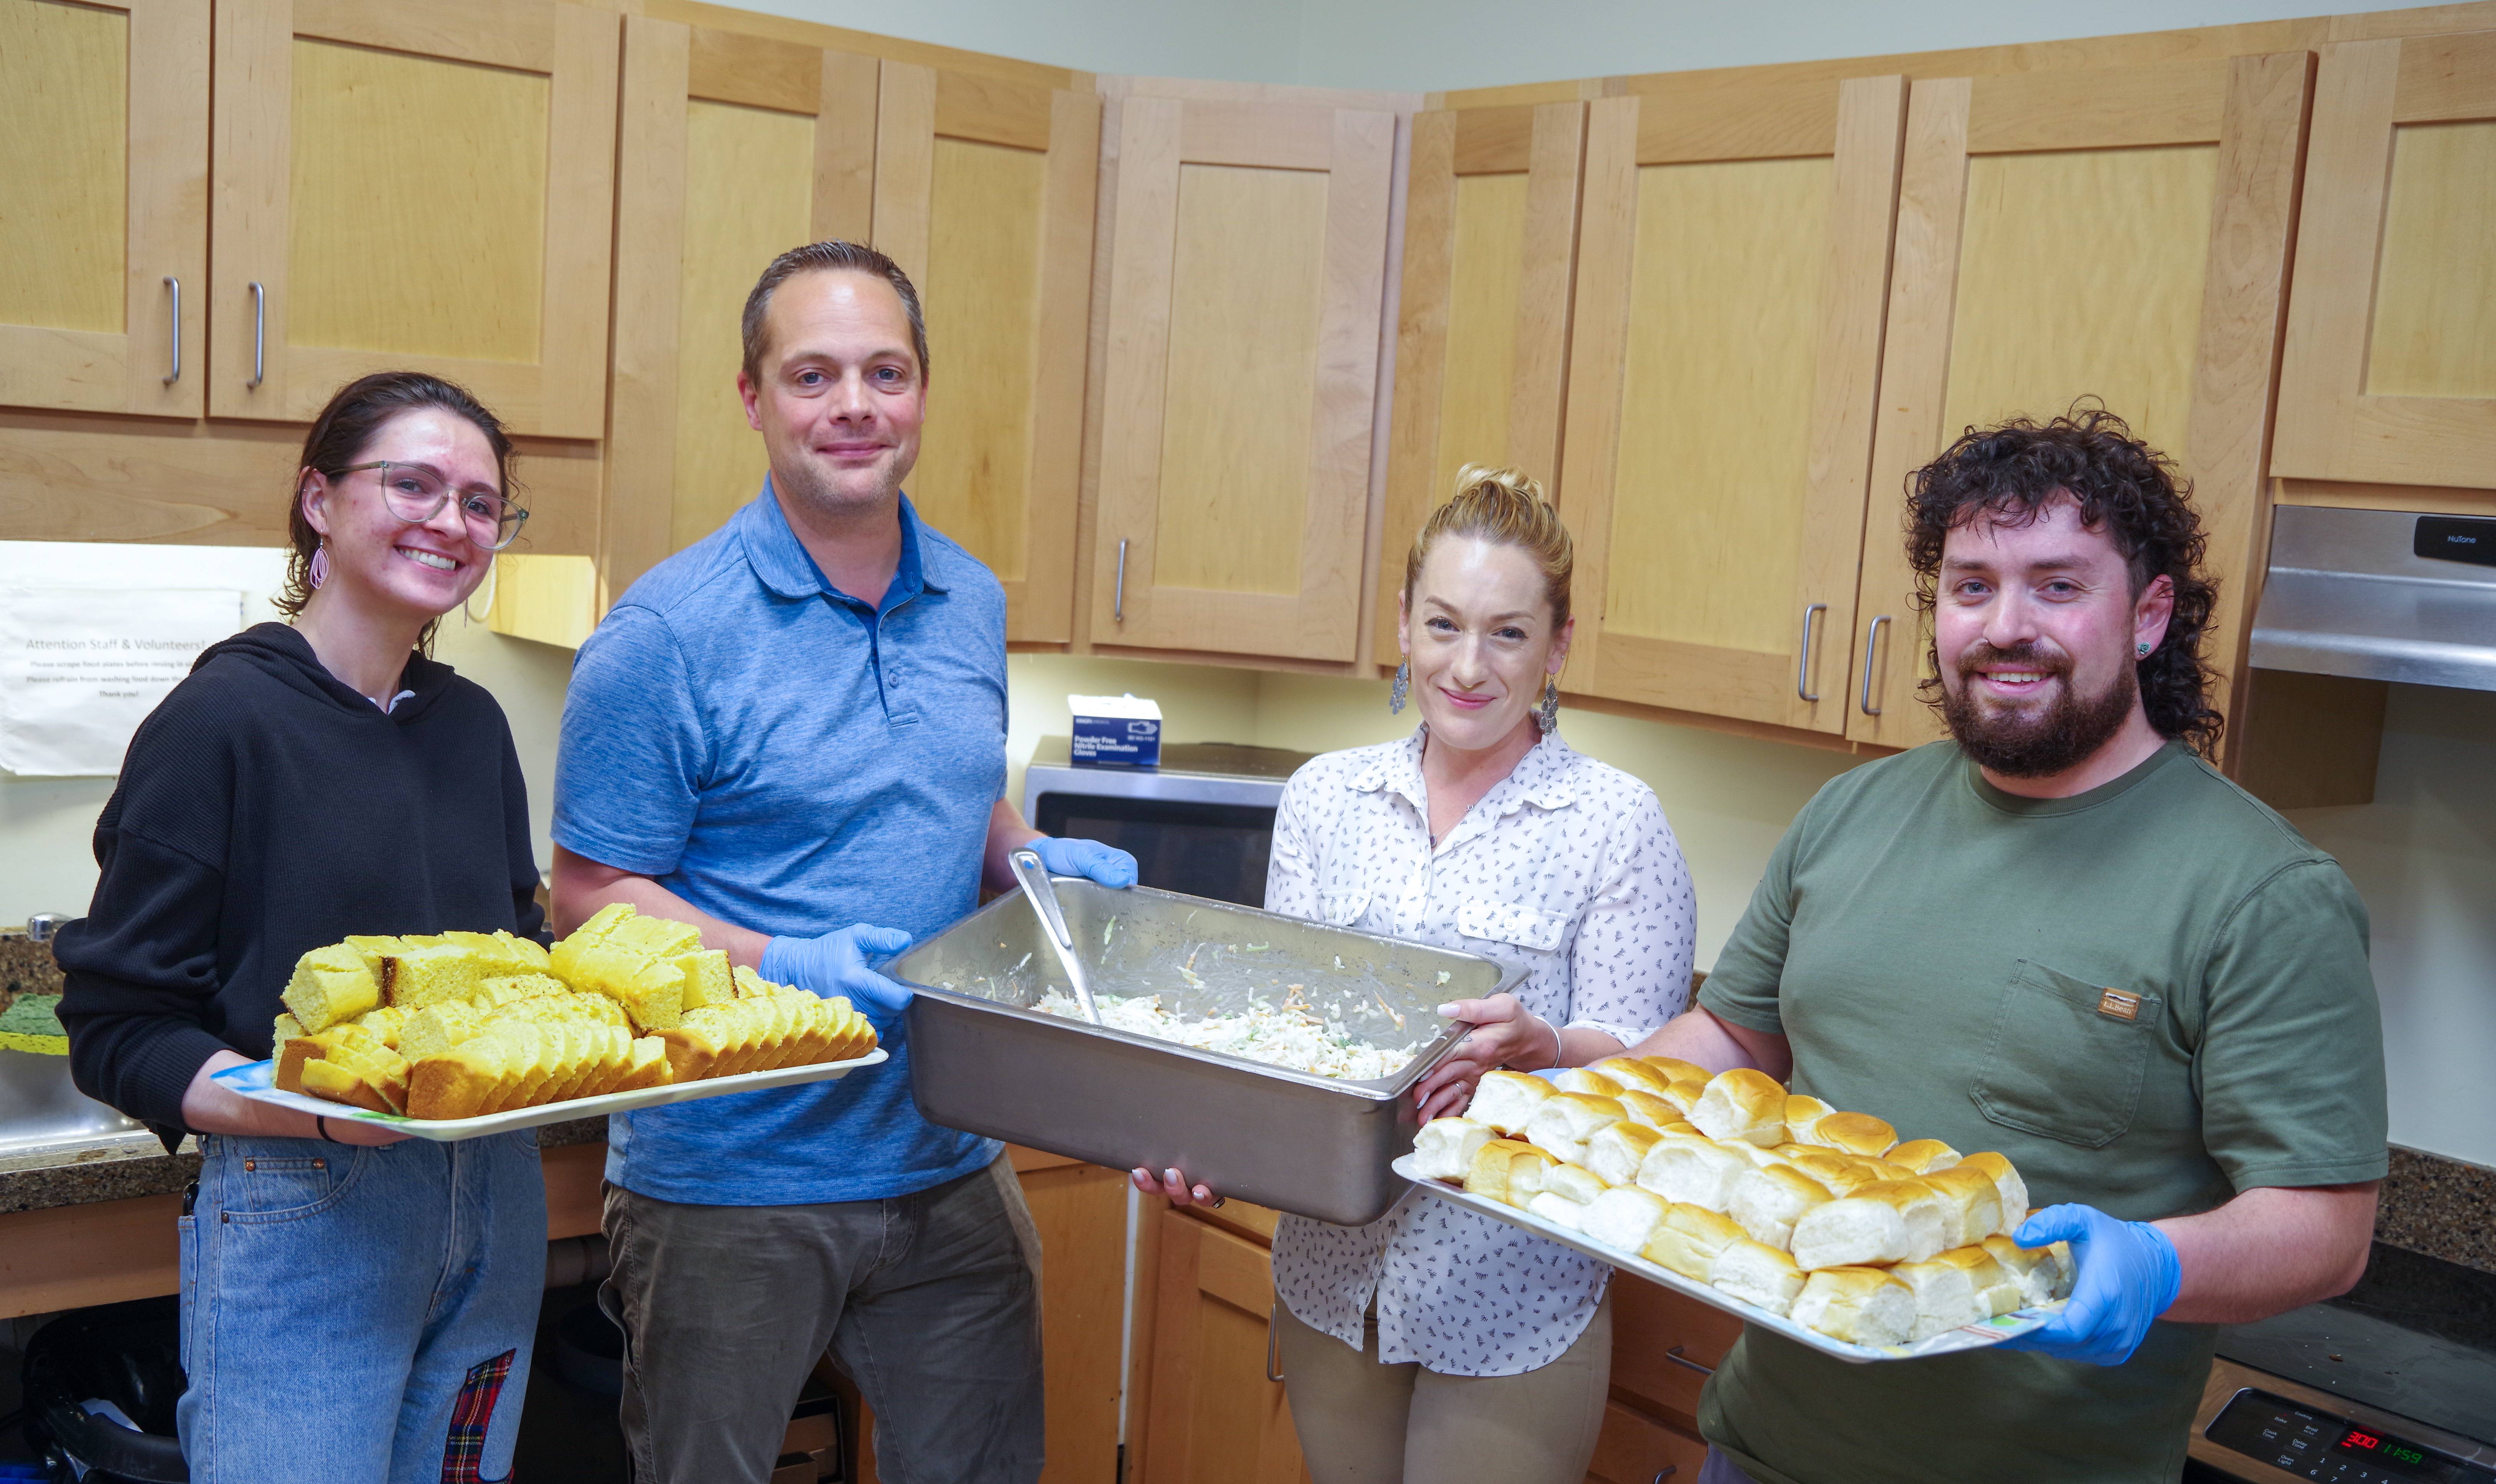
[337,461,529,551]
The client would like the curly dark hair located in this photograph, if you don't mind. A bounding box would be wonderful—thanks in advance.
[1905,403,2223,756]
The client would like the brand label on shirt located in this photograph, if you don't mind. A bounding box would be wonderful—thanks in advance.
[2097,988,2143,1021]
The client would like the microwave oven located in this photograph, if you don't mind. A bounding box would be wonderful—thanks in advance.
[1022,737,1312,909]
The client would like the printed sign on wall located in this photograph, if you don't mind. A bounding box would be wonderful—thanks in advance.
[0,589,249,776]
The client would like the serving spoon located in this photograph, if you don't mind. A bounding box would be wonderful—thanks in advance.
[1008,847,1102,1025]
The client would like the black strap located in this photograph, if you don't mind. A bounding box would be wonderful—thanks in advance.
[314,1116,345,1144]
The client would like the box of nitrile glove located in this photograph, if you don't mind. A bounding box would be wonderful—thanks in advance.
[1069,693,1161,767]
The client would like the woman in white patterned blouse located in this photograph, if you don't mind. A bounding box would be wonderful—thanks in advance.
[1133,465,1697,1484]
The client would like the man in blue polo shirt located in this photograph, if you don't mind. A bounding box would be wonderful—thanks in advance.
[550,240,1134,1484]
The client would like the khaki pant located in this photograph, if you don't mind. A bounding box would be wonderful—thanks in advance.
[1274,1289,1612,1484]
[600,1154,1044,1484]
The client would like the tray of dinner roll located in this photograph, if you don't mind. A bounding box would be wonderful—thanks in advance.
[1391,1059,2072,1363]
[213,904,887,1140]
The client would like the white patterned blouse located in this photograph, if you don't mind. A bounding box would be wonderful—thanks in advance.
[1266,726,1697,1377]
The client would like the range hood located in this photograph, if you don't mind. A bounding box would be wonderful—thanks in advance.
[2249,506,2496,692]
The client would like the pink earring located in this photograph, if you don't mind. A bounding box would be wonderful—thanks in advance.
[309,542,330,590]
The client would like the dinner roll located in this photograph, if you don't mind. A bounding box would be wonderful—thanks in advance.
[1921,1164,2006,1249]
[1462,1137,1540,1204]
[1547,1162,1607,1206]
[1590,1057,1673,1097]
[1887,1257,1984,1340]
[1711,1239,1807,1317]
[1467,1069,1555,1135]
[1953,1152,2029,1236]
[1803,1111,1898,1158]
[1642,1056,1709,1085]
[1643,1203,1747,1283]
[1525,1092,1628,1165]
[1787,1191,1909,1271]
[1935,1245,2025,1318]
[1782,1095,1833,1144]
[1886,1138,1963,1176]
[1790,1267,1917,1347]
[1585,1122,1665,1188]
[1729,1164,1835,1252]
[1785,1149,1893,1197]
[1528,1191,1590,1231]
[1582,1186,1670,1254]
[1615,1090,1689,1133]
[1554,1067,1625,1099]
[1981,1234,2072,1307]
[1411,1117,1494,1182]
[1656,1079,1708,1118]
[1503,1145,1563,1209]
[1689,1068,1787,1146]
[1635,1136,1750,1212]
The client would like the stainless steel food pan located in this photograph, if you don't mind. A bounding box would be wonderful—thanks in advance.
[893,879,1525,1226]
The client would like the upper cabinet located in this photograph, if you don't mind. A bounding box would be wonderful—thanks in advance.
[0,0,207,418]
[873,63,1100,643]
[1849,55,2313,751]
[2274,31,2496,491]
[1559,75,1907,735]
[207,0,619,436]
[603,20,1098,633]
[1374,100,1587,668]
[1092,94,1397,664]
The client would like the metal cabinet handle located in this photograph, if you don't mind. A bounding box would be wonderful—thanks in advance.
[161,277,181,384]
[1665,1344,1715,1376]
[1858,614,1890,717]
[1265,1302,1285,1383]
[1652,1469,1678,1482]
[1796,602,1828,702]
[1114,538,1129,623]
[248,282,266,390]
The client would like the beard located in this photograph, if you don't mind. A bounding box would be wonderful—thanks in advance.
[1937,641,2138,778]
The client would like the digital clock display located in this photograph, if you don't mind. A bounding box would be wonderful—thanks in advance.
[2334,1424,2479,1483]
[2343,1428,2431,1467]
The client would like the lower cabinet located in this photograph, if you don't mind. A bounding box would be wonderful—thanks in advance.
[1139,1207,1311,1484]
[1588,1400,1712,1484]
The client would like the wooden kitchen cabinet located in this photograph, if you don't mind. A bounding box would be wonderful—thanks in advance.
[206,0,620,438]
[1850,54,2313,753]
[1586,1401,1709,1484]
[1138,1207,1312,1484]
[1558,75,1907,735]
[1374,100,1588,667]
[0,0,207,418]
[1091,93,1397,665]
[604,22,1099,628]
[2272,31,2496,492]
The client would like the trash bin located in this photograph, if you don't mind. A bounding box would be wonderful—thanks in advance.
[20,1297,187,1484]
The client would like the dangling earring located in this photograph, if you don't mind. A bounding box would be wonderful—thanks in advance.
[308,541,330,591]
[1389,661,1409,715]
[1537,678,1560,735]
[464,559,498,625]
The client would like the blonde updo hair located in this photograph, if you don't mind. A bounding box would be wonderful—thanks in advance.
[1401,463,1573,629]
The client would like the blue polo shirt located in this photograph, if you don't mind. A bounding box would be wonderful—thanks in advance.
[553,485,1004,1205]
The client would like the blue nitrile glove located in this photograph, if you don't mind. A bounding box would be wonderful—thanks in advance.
[760,924,915,1026]
[1997,1203,2182,1366]
[1027,834,1139,889]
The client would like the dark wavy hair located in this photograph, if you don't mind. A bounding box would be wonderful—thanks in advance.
[275,371,519,656]
[1906,403,2223,757]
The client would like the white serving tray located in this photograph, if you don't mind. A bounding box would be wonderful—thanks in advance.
[215,1048,889,1142]
[1391,1155,2065,1363]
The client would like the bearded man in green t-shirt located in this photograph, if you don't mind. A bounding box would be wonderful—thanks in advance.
[1627,407,2389,1484]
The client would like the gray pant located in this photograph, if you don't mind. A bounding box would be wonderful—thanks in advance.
[600,1155,1044,1484]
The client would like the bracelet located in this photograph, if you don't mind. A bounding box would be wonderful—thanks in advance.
[314,1116,344,1145]
[1538,1015,1565,1071]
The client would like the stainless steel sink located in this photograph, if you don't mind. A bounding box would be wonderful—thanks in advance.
[0,1049,148,1162]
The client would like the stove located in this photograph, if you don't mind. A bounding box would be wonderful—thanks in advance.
[2188,1244,2496,1483]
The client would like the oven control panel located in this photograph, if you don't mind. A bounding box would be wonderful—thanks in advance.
[2208,1390,2496,1484]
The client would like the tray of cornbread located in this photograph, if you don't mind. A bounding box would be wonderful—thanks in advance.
[212,904,886,1139]
[1392,1059,2072,1363]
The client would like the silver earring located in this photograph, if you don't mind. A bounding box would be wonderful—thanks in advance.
[1389,661,1409,715]
[464,558,498,625]
[2137,642,2152,657]
[1537,679,1560,735]
[308,541,330,590]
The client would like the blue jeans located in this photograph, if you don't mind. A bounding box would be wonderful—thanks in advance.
[178,1131,545,1484]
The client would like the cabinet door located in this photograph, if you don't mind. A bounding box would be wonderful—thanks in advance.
[1374,101,1587,666]
[1585,1401,1709,1484]
[1011,1149,1129,1484]
[1094,96,1396,663]
[1140,1210,1309,1484]
[208,0,619,436]
[1560,76,1906,733]
[1606,1273,1743,1429]
[1849,55,2312,750]
[873,63,1100,642]
[2273,32,2496,490]
[0,0,206,416]
[604,17,878,596]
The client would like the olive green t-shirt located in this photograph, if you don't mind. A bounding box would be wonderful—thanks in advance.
[1694,740,2387,1484]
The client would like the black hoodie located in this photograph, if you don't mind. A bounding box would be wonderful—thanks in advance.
[53,623,545,1138]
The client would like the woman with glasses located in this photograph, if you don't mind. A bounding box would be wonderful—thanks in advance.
[56,372,547,1484]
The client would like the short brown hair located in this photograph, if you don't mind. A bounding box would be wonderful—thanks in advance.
[1402,463,1574,630]
[739,241,929,387]
[1906,403,2223,756]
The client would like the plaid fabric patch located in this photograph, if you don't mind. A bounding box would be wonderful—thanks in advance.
[440,1348,517,1484]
